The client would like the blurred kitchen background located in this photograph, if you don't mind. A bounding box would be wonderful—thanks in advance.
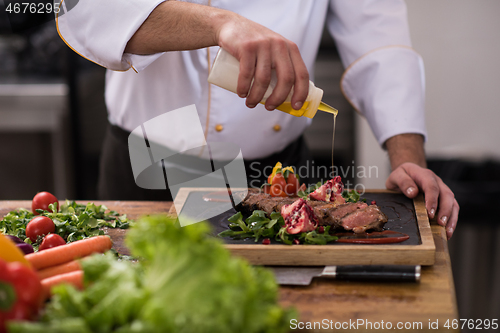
[0,0,498,326]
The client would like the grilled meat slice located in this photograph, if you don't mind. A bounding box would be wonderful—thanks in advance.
[236,189,388,233]
[310,201,368,228]
[340,205,388,233]
[235,189,295,215]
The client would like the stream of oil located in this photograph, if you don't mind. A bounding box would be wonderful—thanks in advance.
[318,102,338,173]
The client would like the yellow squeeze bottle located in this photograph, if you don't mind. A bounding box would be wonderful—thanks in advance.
[208,48,338,119]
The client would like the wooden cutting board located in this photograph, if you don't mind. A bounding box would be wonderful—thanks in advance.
[171,188,435,266]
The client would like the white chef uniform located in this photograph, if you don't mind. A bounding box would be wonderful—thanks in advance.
[56,0,426,161]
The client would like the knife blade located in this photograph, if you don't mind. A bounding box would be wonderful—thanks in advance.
[269,265,421,285]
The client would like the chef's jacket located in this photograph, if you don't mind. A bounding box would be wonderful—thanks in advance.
[56,0,426,160]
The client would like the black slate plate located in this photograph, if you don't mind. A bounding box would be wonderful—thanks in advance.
[178,191,421,246]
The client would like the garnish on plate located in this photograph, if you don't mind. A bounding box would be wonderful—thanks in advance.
[218,210,338,245]
[261,162,306,197]
[219,161,389,244]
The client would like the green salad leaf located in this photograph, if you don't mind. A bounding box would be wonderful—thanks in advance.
[9,215,295,333]
[219,210,338,245]
[219,210,284,243]
[0,200,130,250]
[297,181,323,199]
[342,189,366,203]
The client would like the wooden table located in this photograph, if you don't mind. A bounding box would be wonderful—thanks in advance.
[0,200,459,332]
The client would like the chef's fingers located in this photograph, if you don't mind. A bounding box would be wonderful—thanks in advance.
[288,42,309,110]
[405,165,440,219]
[385,166,419,198]
[446,199,460,239]
[435,178,456,228]
[237,52,257,99]
[245,46,272,108]
[264,40,296,110]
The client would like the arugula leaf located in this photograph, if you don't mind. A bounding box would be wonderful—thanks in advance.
[0,200,131,251]
[297,181,323,199]
[219,210,338,245]
[276,227,293,245]
[299,226,338,245]
[342,189,361,203]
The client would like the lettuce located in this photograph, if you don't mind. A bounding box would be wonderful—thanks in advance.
[9,215,295,333]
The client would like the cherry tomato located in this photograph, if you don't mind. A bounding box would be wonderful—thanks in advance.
[284,173,300,196]
[32,191,59,215]
[262,185,271,195]
[39,234,66,251]
[26,216,55,242]
[3,262,42,309]
[271,173,287,189]
[267,174,273,184]
[270,184,288,197]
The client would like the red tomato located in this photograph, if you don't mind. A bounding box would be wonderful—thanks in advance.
[270,184,288,197]
[39,234,66,251]
[271,173,287,188]
[284,173,300,196]
[267,174,273,184]
[26,216,55,242]
[262,185,271,195]
[4,262,42,309]
[32,191,59,215]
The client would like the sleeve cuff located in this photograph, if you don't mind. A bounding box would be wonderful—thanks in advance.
[340,46,427,146]
[56,0,166,71]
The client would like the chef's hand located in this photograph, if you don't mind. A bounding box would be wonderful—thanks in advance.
[125,1,309,112]
[216,15,309,111]
[386,163,459,239]
[384,134,459,239]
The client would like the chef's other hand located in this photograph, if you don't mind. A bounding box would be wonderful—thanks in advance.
[216,15,309,111]
[386,162,459,239]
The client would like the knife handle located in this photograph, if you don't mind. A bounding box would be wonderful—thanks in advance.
[323,265,420,282]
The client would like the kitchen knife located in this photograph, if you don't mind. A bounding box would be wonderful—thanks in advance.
[269,265,421,285]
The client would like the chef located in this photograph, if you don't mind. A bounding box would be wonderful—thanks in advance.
[57,0,458,238]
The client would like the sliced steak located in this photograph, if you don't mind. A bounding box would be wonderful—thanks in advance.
[235,189,295,215]
[312,202,368,228]
[235,188,267,214]
[340,206,388,233]
[235,188,387,233]
[260,197,295,215]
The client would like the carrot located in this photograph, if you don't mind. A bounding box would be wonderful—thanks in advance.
[41,270,84,299]
[26,235,112,270]
[37,260,82,280]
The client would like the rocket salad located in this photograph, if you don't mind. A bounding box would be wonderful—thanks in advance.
[0,195,131,251]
